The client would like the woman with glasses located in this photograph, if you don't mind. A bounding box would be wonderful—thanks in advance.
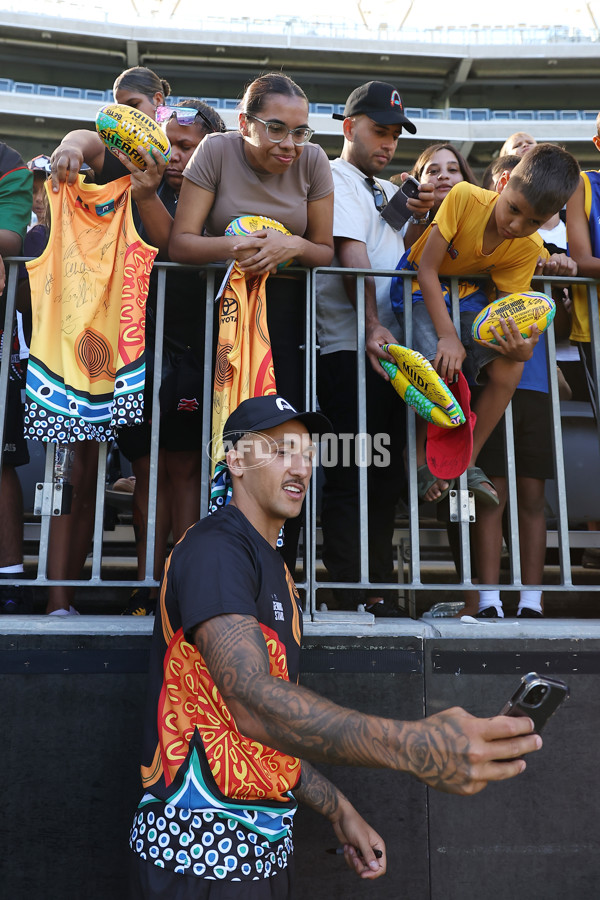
[169,73,334,572]
[170,72,333,275]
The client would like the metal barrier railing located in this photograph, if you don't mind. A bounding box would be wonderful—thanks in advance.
[310,266,600,616]
[3,258,600,616]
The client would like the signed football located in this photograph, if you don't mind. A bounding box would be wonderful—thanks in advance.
[95,104,171,170]
[225,215,293,269]
[380,343,465,428]
[472,291,556,345]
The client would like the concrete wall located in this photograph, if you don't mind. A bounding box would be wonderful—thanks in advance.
[1,618,599,899]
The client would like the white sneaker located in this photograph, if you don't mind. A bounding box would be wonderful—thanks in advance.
[48,606,80,616]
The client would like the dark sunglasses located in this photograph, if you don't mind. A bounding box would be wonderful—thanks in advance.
[365,176,388,211]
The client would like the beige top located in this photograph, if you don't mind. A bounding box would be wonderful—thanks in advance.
[183,131,333,238]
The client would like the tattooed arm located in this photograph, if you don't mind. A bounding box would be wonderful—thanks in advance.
[193,613,542,796]
[293,760,386,880]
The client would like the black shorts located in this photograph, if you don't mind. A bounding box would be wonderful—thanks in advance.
[3,379,29,468]
[476,388,554,481]
[116,408,204,463]
[129,852,294,900]
[577,341,597,418]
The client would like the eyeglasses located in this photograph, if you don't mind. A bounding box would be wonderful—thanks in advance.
[28,155,91,173]
[155,105,220,134]
[244,114,314,146]
[365,176,388,211]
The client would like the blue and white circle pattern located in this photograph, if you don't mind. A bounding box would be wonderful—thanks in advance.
[130,805,293,881]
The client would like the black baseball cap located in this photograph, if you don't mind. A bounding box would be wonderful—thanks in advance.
[223,396,331,448]
[333,81,417,134]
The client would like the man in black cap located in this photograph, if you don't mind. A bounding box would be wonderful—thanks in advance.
[316,82,433,616]
[129,394,542,898]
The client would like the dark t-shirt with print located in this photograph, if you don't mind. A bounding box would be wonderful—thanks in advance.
[97,147,206,357]
[130,504,303,880]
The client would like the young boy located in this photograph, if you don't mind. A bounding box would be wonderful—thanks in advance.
[391,143,579,504]
[467,157,568,618]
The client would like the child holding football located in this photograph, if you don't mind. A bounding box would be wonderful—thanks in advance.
[391,143,579,505]
[461,158,570,618]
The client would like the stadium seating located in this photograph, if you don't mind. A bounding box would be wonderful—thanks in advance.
[37,84,60,97]
[0,79,596,126]
[84,89,106,103]
[13,82,36,94]
[60,86,83,99]
[313,102,335,115]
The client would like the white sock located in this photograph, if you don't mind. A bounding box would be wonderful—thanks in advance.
[518,590,543,613]
[478,590,504,617]
[0,564,24,575]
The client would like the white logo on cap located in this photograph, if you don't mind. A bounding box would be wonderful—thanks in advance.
[276,398,297,413]
[390,90,401,108]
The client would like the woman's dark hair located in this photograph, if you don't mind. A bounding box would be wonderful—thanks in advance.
[178,99,226,134]
[113,66,171,103]
[411,142,477,186]
[241,73,308,116]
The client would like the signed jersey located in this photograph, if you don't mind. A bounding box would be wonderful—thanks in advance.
[24,174,156,441]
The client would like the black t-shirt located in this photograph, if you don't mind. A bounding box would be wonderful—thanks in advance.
[138,180,207,359]
[97,147,206,356]
[95,147,129,185]
[130,504,302,880]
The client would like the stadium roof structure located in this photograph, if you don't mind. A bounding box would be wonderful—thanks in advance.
[1,9,600,173]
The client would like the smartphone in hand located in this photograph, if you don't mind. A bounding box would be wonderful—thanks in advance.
[499,672,569,733]
[380,175,422,231]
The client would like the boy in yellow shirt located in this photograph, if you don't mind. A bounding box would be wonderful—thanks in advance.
[391,143,579,504]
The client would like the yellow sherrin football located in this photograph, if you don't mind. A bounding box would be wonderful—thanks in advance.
[95,103,171,170]
[472,291,556,345]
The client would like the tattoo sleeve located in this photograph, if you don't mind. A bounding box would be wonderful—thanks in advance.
[194,614,475,788]
[292,761,344,820]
